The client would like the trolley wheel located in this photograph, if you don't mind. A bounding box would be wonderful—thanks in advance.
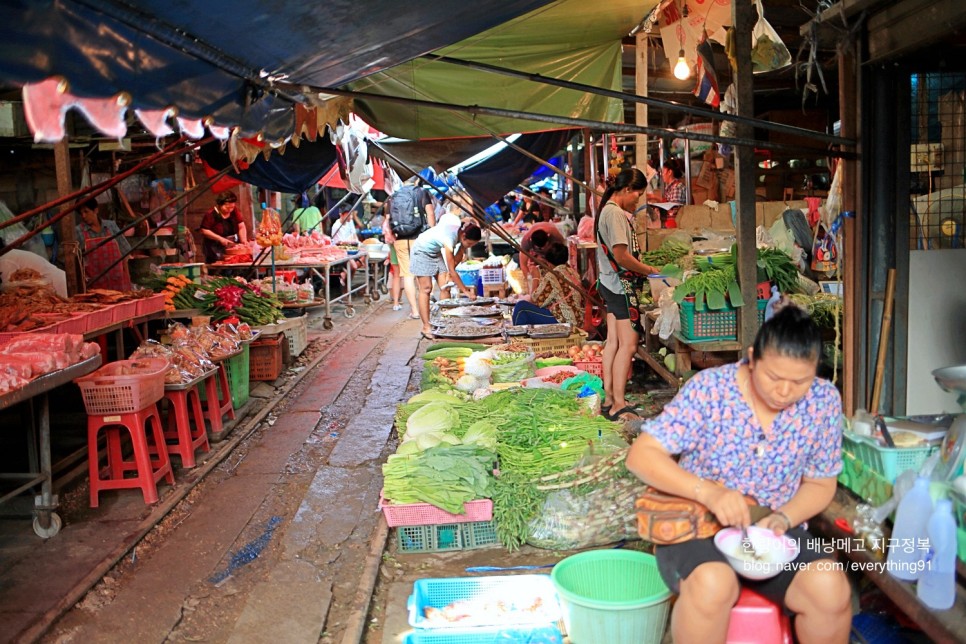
[371,289,381,301]
[379,283,389,294]
[364,297,372,306]
[344,306,356,319]
[323,318,334,330]
[33,512,62,538]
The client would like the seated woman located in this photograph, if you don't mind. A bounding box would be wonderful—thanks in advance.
[625,305,851,644]
[511,243,583,327]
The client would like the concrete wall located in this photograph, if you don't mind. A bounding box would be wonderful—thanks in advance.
[906,249,966,414]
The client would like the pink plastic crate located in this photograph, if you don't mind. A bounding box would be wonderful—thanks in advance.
[83,306,114,332]
[136,293,166,317]
[75,357,168,415]
[111,300,139,324]
[54,314,88,335]
[379,492,492,527]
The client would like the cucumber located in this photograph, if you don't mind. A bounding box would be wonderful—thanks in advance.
[423,341,490,354]
[422,347,474,360]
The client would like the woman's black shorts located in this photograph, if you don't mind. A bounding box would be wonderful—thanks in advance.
[654,526,832,612]
[598,282,630,320]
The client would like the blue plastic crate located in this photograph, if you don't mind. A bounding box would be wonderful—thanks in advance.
[403,625,563,644]
[408,574,562,630]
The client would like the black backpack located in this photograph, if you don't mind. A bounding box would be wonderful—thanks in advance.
[388,186,427,239]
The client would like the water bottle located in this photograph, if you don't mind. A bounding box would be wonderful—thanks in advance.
[886,476,933,581]
[917,499,957,610]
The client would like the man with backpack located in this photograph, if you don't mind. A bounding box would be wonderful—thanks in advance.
[382,178,436,316]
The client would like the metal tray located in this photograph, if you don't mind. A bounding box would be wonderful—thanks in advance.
[164,367,219,391]
[431,328,503,340]
[933,365,966,395]
[0,353,102,411]
[238,329,262,345]
[210,347,243,363]
[442,306,504,318]
[526,323,572,339]
[437,297,496,308]
[503,325,529,336]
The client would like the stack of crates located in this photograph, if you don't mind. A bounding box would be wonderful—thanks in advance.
[380,493,498,554]
[403,575,565,643]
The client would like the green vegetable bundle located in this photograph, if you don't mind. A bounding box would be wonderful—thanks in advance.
[382,444,495,514]
[193,276,283,325]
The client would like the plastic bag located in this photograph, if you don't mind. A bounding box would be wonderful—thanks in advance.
[751,0,791,73]
[490,350,535,383]
[527,479,647,550]
[653,288,680,341]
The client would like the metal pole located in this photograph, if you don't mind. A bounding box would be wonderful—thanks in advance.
[734,0,758,349]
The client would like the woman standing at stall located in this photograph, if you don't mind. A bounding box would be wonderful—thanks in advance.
[595,168,658,421]
[199,191,248,263]
[410,214,481,339]
[75,198,132,291]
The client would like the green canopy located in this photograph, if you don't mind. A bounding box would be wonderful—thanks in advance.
[349,0,655,139]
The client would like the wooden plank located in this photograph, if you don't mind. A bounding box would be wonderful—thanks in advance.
[640,351,680,389]
[839,42,859,417]
[732,0,758,350]
[867,0,966,62]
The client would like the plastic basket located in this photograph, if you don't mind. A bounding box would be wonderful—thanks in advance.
[282,316,308,357]
[514,330,588,356]
[136,293,167,317]
[395,521,498,554]
[110,300,139,324]
[84,306,115,333]
[837,450,892,506]
[380,492,492,526]
[573,359,603,378]
[200,345,250,409]
[455,269,480,289]
[551,550,671,644]
[481,266,505,285]
[408,574,562,629]
[841,431,937,484]
[249,334,284,381]
[75,357,168,415]
[402,625,563,644]
[678,298,767,343]
[53,313,88,335]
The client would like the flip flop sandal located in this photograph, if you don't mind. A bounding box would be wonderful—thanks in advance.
[600,404,612,417]
[605,405,643,422]
[420,331,434,340]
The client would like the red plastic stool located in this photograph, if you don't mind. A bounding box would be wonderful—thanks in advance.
[87,404,174,508]
[201,366,234,435]
[160,384,210,468]
[726,588,793,644]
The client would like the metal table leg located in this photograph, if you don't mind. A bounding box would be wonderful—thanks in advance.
[32,394,60,538]
[323,263,333,329]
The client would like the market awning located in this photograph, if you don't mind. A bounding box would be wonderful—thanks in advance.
[0,0,553,142]
[198,138,338,194]
[457,130,575,208]
[347,0,654,139]
[369,138,499,179]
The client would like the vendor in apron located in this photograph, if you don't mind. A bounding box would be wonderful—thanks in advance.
[199,191,248,263]
[594,168,659,422]
[75,198,132,291]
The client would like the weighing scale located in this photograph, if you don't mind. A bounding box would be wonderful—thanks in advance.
[932,365,966,480]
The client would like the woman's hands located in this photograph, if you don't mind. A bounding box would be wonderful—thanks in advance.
[756,512,793,536]
[699,484,752,528]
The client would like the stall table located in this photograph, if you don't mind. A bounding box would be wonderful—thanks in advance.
[813,487,966,642]
[0,354,101,537]
[208,253,370,329]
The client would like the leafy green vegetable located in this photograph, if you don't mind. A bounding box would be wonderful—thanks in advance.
[382,445,496,514]
[406,402,460,438]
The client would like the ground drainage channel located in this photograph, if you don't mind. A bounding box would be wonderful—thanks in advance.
[22,305,385,644]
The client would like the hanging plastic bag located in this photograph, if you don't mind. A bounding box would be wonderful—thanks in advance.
[751,0,792,73]
[810,223,838,275]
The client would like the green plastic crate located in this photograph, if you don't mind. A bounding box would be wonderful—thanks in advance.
[199,344,250,410]
[679,298,766,342]
[395,520,497,554]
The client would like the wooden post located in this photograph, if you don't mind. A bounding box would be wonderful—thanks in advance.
[635,31,649,170]
[838,42,860,416]
[732,0,758,349]
[870,268,896,415]
[54,139,83,294]
[585,129,598,217]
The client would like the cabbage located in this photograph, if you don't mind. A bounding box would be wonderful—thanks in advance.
[461,421,498,450]
[405,402,460,438]
[407,390,466,405]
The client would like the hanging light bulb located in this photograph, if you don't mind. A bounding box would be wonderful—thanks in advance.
[673,49,691,80]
